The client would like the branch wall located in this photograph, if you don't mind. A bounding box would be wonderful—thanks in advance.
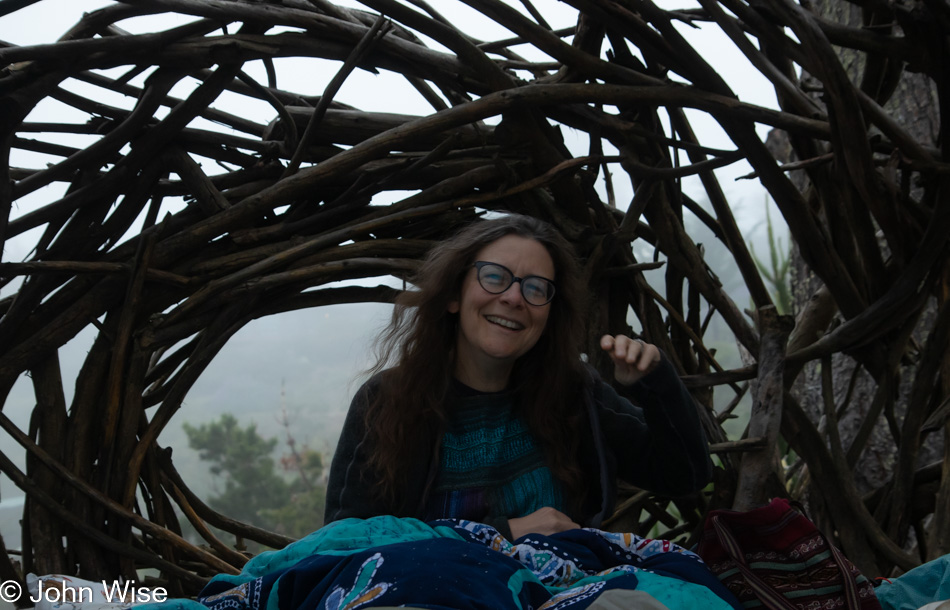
[0,0,947,591]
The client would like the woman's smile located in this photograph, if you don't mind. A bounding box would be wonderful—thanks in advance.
[484,314,525,330]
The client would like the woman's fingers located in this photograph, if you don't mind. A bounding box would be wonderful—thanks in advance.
[509,507,580,539]
[599,334,661,385]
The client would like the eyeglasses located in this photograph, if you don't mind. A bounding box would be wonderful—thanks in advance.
[473,261,556,306]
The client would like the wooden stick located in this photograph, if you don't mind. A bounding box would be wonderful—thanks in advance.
[733,306,793,511]
[0,411,240,575]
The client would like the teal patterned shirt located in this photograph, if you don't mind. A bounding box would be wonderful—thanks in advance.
[423,381,564,523]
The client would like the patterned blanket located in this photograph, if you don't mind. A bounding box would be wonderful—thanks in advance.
[144,517,741,610]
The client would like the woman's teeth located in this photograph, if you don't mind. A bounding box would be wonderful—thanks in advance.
[486,315,523,330]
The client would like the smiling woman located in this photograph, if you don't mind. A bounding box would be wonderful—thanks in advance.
[324,213,712,541]
[4,0,946,595]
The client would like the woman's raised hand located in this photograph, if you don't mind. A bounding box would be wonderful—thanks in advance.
[600,334,661,386]
[508,507,579,540]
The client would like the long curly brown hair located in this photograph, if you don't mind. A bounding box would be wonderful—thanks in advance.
[364,213,589,512]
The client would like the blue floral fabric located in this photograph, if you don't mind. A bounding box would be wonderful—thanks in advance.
[139,517,741,610]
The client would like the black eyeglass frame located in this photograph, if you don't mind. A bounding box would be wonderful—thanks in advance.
[472,261,556,306]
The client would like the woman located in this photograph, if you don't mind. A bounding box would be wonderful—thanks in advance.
[325,214,711,541]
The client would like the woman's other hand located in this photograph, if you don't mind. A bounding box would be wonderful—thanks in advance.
[508,507,580,540]
[600,334,661,386]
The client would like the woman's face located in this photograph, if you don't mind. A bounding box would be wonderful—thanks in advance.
[448,234,555,385]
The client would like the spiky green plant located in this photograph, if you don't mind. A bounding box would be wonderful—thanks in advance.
[750,199,793,315]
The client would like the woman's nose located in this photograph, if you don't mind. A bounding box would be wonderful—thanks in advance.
[498,279,526,307]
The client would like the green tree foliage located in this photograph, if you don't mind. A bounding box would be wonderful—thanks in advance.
[264,449,327,536]
[183,414,326,538]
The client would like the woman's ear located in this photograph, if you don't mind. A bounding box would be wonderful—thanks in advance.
[447,299,459,313]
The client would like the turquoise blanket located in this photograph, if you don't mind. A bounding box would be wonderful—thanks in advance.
[141,517,740,610]
[875,553,950,610]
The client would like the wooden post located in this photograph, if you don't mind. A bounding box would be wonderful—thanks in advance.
[733,306,794,511]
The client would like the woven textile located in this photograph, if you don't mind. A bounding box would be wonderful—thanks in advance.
[424,385,563,522]
[697,498,881,610]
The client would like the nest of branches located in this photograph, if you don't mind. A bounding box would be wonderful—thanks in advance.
[1,0,948,595]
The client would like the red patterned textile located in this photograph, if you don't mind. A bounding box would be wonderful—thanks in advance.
[697,498,882,610]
